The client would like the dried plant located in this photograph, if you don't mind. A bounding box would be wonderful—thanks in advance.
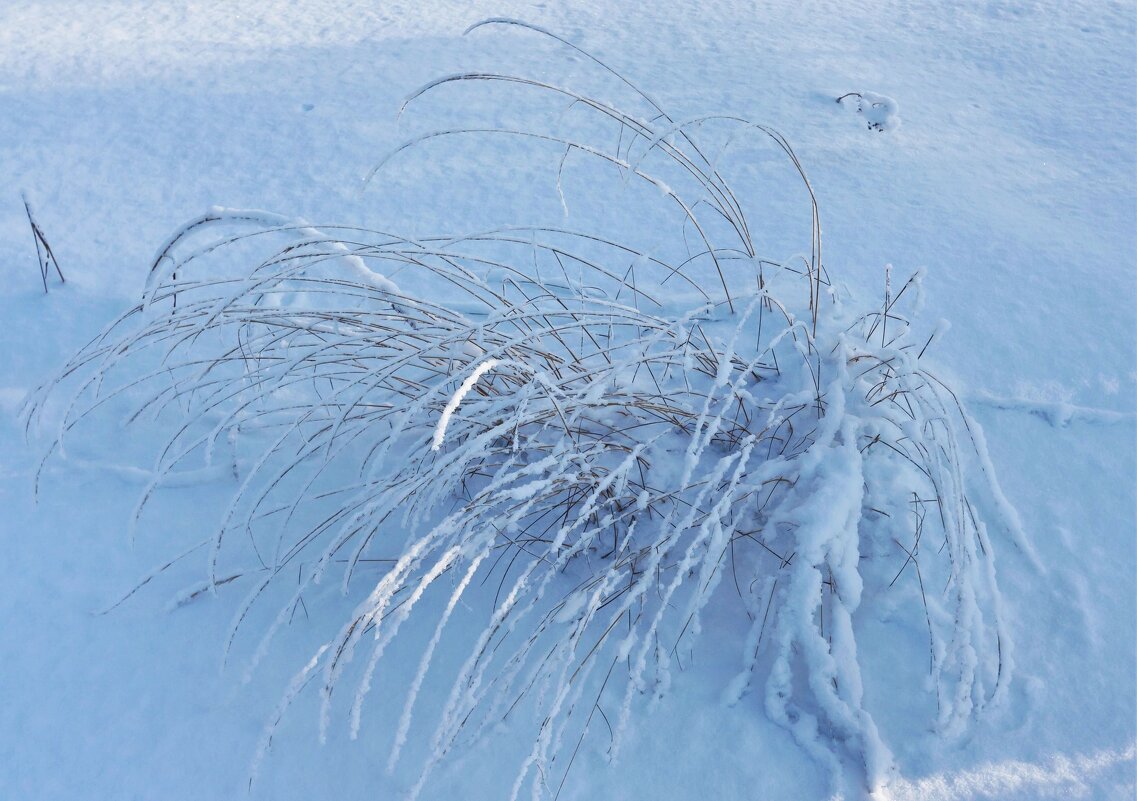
[24,19,1025,799]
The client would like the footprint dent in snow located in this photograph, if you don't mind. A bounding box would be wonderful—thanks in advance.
[837,91,900,132]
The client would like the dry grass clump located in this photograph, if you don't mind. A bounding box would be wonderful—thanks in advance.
[24,19,1021,799]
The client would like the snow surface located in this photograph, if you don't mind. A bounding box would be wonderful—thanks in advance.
[2,1,1134,800]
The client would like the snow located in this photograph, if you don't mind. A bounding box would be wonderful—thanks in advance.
[431,358,501,451]
[2,2,1134,801]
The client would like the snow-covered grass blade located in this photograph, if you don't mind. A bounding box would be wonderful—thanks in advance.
[23,19,1024,798]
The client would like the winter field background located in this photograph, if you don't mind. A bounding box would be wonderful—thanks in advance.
[1,1,1135,800]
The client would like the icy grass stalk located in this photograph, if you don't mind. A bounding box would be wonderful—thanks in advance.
[431,358,500,451]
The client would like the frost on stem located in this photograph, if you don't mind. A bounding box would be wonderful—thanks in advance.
[26,18,1023,800]
[432,358,500,451]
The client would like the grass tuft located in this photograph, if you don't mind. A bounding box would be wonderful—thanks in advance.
[25,19,1021,798]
